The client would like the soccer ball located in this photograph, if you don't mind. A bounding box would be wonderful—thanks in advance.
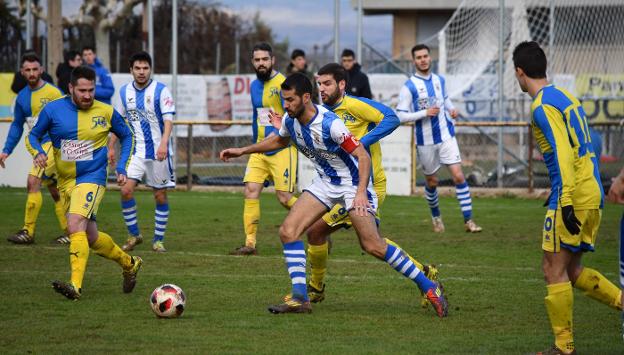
[150,284,186,318]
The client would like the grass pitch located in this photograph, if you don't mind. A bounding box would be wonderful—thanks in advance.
[0,187,622,354]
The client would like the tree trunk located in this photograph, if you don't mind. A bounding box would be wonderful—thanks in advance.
[47,0,62,83]
[95,25,110,69]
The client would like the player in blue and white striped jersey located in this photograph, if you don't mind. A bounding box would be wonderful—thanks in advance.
[108,51,176,253]
[396,44,482,234]
[220,73,448,316]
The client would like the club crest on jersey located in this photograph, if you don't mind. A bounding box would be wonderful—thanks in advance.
[146,96,152,105]
[91,116,107,128]
[269,87,279,97]
[39,98,51,108]
[341,113,356,123]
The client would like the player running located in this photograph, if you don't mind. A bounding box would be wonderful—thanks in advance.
[220,73,448,316]
[108,51,176,253]
[273,63,440,308]
[29,66,142,300]
[396,44,482,234]
[230,43,298,256]
[1,53,69,245]
[513,41,622,355]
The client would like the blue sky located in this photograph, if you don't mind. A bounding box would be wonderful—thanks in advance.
[53,0,392,55]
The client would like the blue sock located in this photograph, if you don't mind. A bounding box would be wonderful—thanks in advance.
[455,182,472,222]
[283,240,308,301]
[121,199,140,236]
[154,203,169,242]
[425,186,441,217]
[384,243,435,292]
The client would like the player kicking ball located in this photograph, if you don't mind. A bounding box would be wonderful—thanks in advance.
[108,51,176,253]
[220,73,448,316]
[29,66,142,300]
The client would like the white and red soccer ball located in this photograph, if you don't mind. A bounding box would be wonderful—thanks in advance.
[150,284,186,318]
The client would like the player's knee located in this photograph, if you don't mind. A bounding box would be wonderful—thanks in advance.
[567,265,584,284]
[244,184,261,198]
[276,193,291,207]
[425,175,438,187]
[360,237,385,259]
[278,223,299,243]
[26,176,41,192]
[542,260,567,284]
[452,173,466,185]
[154,189,167,204]
[306,227,327,245]
[120,186,134,200]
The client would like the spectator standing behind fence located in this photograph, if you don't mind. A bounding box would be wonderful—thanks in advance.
[10,50,54,94]
[340,49,372,99]
[56,50,82,94]
[396,43,482,234]
[286,49,319,103]
[82,46,114,104]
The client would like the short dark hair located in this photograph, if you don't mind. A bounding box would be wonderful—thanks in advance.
[281,72,313,97]
[64,50,81,62]
[317,63,347,84]
[81,46,95,54]
[70,65,96,85]
[129,51,152,68]
[512,41,547,79]
[290,49,305,60]
[21,52,41,66]
[252,42,273,57]
[411,44,430,58]
[341,49,355,58]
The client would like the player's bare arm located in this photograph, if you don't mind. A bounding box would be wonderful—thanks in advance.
[220,134,289,162]
[350,144,372,216]
[33,152,47,169]
[607,167,624,204]
[107,133,118,166]
[156,120,173,161]
[0,152,8,168]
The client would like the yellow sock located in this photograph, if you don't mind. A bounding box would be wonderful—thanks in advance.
[385,238,424,271]
[23,191,43,235]
[243,199,260,248]
[69,231,90,290]
[308,242,328,290]
[574,267,623,310]
[286,196,298,209]
[54,200,68,233]
[91,231,133,270]
[545,282,574,353]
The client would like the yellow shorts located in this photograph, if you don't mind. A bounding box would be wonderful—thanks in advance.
[542,208,601,253]
[243,146,297,192]
[28,141,57,185]
[60,183,106,220]
[322,180,386,228]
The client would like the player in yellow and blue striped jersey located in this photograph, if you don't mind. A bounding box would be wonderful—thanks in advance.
[513,41,622,355]
[0,53,68,245]
[29,66,142,300]
[230,43,298,256]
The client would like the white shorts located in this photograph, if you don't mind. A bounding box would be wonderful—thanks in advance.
[127,155,176,189]
[303,176,378,216]
[416,137,462,176]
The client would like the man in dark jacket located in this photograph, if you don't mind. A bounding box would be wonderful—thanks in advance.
[286,49,319,103]
[341,48,372,99]
[10,50,54,94]
[82,46,114,104]
[55,50,82,94]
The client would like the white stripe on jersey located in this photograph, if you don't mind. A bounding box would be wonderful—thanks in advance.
[278,105,360,186]
[401,73,455,146]
[116,80,175,159]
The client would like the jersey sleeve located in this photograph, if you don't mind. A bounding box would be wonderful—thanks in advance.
[533,104,576,207]
[350,98,400,148]
[330,119,359,153]
[2,98,26,154]
[396,85,414,113]
[110,109,135,175]
[27,106,51,156]
[159,86,176,117]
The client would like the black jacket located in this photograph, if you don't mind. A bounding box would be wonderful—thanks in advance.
[55,62,73,94]
[11,71,55,94]
[345,63,372,99]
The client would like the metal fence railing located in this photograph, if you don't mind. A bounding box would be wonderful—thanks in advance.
[1,118,622,194]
